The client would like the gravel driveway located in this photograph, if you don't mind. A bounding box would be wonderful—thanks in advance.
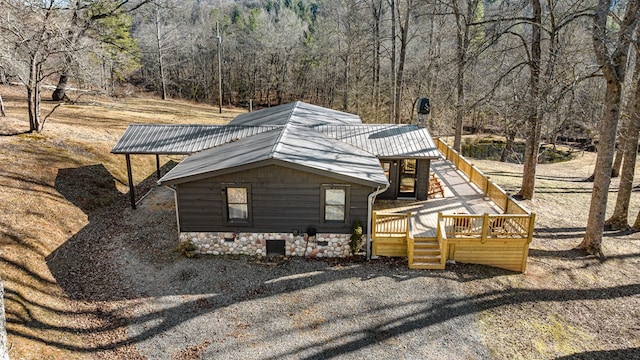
[110,187,489,359]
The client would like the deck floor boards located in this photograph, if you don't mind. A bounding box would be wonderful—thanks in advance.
[374,160,503,238]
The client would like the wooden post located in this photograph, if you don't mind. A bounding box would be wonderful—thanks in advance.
[126,154,136,209]
[526,213,536,244]
[156,154,161,179]
[484,176,491,198]
[481,213,489,243]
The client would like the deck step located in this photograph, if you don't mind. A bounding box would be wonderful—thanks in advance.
[413,242,439,249]
[409,261,446,270]
[412,254,441,262]
[409,238,445,270]
[413,248,441,255]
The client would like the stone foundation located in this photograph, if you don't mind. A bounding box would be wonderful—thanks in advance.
[179,232,352,258]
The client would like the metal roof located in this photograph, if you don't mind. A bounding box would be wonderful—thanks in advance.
[111,124,280,154]
[316,124,440,159]
[158,124,389,187]
[112,102,439,186]
[228,101,362,127]
[111,123,440,159]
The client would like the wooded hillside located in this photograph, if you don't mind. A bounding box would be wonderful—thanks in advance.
[0,0,607,135]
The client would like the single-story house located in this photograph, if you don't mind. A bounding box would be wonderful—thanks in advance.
[111,101,440,258]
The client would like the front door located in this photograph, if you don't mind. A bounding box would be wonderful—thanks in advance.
[398,159,417,198]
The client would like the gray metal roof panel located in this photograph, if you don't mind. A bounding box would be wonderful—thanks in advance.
[158,124,389,187]
[111,124,280,154]
[228,101,362,127]
[273,125,389,186]
[316,124,440,158]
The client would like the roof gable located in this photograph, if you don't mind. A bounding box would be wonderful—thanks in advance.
[228,101,362,127]
[158,124,389,187]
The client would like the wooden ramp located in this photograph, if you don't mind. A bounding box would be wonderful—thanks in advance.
[372,139,536,272]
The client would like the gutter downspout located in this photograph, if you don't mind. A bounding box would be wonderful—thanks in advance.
[367,184,390,260]
[160,182,180,234]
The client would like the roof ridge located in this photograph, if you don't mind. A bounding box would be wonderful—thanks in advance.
[286,101,301,125]
[270,123,290,156]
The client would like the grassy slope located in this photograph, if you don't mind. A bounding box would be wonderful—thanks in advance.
[0,85,241,359]
[0,85,638,359]
[463,150,640,359]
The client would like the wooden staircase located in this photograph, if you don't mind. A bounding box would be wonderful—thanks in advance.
[408,238,445,270]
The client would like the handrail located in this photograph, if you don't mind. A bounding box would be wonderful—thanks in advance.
[440,213,532,240]
[436,138,532,216]
[437,214,448,268]
[373,211,410,235]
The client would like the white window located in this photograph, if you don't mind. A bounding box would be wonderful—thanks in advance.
[322,185,350,223]
[223,184,251,225]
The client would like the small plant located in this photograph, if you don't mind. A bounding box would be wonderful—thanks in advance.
[174,241,198,258]
[349,220,363,256]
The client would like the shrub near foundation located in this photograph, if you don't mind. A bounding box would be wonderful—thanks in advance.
[349,220,363,255]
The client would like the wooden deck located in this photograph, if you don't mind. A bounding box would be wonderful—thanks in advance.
[374,159,502,238]
[372,139,535,272]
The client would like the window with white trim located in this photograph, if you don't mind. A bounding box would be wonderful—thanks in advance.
[321,185,350,223]
[223,184,251,225]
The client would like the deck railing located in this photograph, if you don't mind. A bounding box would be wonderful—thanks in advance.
[440,213,533,241]
[372,211,410,237]
[436,138,531,216]
[372,140,536,271]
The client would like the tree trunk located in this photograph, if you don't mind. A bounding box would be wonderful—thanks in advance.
[501,129,515,162]
[52,74,68,101]
[27,53,43,132]
[0,94,5,117]
[453,0,479,151]
[155,2,167,101]
[343,52,349,112]
[453,7,465,152]
[580,0,640,256]
[580,81,623,253]
[516,0,542,200]
[394,0,411,124]
[604,57,640,230]
[389,0,396,123]
[611,127,625,177]
[370,0,382,113]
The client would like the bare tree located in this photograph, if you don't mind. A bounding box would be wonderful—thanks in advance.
[0,0,69,132]
[579,0,640,256]
[604,42,640,230]
[449,0,482,151]
[51,0,150,101]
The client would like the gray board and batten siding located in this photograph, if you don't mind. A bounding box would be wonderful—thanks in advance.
[176,164,373,234]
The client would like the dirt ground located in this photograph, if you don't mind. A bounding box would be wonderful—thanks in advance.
[1,84,639,359]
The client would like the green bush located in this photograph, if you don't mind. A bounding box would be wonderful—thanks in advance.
[349,220,363,255]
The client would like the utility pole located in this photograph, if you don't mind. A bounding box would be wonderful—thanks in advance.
[217,22,223,114]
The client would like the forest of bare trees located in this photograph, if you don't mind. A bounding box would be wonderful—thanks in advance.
[1,0,639,254]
